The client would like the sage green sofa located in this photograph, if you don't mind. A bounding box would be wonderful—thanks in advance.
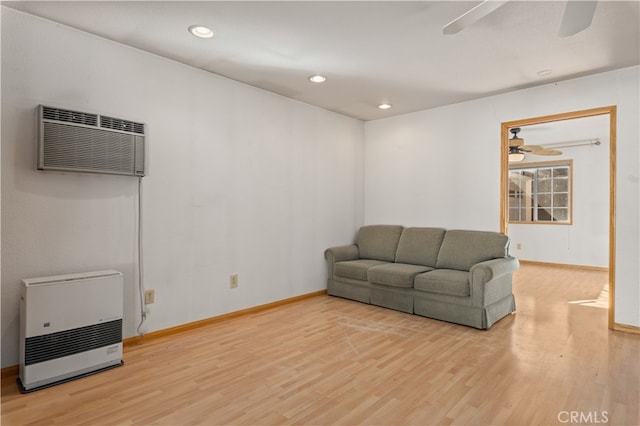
[324,225,519,329]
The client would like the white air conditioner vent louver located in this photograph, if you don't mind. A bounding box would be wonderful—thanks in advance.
[38,105,146,177]
[100,115,145,135]
[41,106,98,126]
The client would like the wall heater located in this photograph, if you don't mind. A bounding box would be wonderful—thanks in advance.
[18,270,124,393]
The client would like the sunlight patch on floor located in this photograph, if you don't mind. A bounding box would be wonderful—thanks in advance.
[568,284,609,309]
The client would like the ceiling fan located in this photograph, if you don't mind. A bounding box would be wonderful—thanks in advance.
[443,0,597,36]
[509,127,562,162]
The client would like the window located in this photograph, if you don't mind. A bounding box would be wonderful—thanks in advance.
[508,160,572,224]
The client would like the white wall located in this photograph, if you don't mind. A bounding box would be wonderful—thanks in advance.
[508,114,610,267]
[2,9,638,373]
[365,67,639,327]
[1,8,365,367]
[365,98,505,230]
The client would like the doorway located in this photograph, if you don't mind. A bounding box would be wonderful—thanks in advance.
[500,106,617,329]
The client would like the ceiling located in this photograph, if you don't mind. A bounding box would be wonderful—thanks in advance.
[3,1,639,121]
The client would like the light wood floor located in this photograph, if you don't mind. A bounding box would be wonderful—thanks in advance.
[2,264,639,425]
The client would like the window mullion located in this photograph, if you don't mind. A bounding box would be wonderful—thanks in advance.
[533,169,538,221]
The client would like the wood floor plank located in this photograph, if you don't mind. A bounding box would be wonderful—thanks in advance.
[2,264,639,425]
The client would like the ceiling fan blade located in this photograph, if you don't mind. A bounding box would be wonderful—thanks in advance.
[533,148,563,156]
[558,1,597,37]
[521,145,563,155]
[442,0,509,35]
[519,145,544,153]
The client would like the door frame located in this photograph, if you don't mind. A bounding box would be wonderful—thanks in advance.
[500,106,617,329]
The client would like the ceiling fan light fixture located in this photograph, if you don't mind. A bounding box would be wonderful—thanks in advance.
[188,25,214,39]
[509,152,525,162]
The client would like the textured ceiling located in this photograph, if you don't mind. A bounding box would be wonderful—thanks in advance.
[3,1,639,120]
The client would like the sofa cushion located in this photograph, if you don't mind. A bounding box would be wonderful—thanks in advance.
[436,230,509,271]
[395,227,446,267]
[368,263,434,288]
[356,225,404,262]
[335,259,389,281]
[414,269,470,297]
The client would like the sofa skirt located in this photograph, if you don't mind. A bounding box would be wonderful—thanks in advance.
[327,278,516,330]
[484,294,516,328]
[327,278,371,304]
[370,284,414,314]
[414,293,515,329]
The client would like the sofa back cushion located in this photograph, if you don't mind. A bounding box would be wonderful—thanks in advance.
[395,227,446,267]
[356,225,404,262]
[436,230,509,271]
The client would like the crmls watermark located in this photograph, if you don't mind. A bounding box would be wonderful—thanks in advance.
[557,411,609,424]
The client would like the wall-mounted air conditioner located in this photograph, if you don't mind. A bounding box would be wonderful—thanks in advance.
[18,270,124,393]
[37,105,146,176]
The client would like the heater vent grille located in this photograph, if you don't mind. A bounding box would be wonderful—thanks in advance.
[24,319,122,366]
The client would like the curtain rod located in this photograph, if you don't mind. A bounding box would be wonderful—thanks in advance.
[540,138,601,149]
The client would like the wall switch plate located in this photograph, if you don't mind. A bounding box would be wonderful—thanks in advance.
[230,274,238,289]
[145,289,155,304]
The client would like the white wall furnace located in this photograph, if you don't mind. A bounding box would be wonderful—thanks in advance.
[19,270,123,392]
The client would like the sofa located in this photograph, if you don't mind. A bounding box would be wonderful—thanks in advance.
[324,225,519,329]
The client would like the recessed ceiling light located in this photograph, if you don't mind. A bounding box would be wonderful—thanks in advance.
[377,103,392,110]
[308,75,327,83]
[188,25,214,39]
[537,69,552,76]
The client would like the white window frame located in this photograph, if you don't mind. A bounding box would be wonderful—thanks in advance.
[508,160,573,225]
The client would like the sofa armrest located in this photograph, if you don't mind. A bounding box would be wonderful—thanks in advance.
[469,257,519,306]
[325,245,359,262]
[325,245,359,277]
[470,257,519,283]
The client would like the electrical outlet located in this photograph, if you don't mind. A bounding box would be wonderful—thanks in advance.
[516,243,522,250]
[145,289,155,304]
[230,274,238,289]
